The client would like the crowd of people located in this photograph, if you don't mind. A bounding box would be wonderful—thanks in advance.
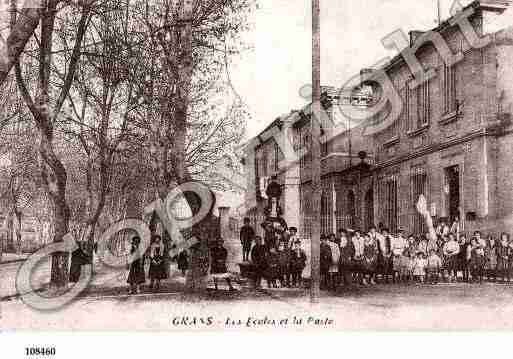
[241,217,307,289]
[126,235,168,294]
[240,216,513,291]
[126,234,236,294]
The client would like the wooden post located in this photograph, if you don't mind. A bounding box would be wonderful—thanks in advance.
[310,0,321,303]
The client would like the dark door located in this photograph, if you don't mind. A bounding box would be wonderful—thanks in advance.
[445,165,460,222]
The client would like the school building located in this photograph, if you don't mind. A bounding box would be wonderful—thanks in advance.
[243,0,513,240]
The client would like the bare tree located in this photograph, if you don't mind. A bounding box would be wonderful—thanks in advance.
[11,0,94,288]
[0,7,42,85]
[62,0,147,258]
[132,0,252,289]
[0,138,38,253]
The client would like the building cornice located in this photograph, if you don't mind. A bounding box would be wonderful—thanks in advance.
[374,126,501,170]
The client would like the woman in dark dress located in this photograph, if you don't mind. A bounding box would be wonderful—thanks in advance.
[210,239,234,291]
[363,234,378,285]
[469,238,485,283]
[458,235,471,282]
[149,247,166,291]
[485,235,498,281]
[177,249,189,276]
[69,241,90,283]
[497,233,510,282]
[127,236,146,294]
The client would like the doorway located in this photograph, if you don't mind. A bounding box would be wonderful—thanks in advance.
[444,165,460,222]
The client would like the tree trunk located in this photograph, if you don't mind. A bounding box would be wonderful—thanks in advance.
[7,216,14,250]
[0,8,42,85]
[40,135,71,288]
[14,210,22,254]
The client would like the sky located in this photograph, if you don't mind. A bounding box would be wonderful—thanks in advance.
[229,0,495,140]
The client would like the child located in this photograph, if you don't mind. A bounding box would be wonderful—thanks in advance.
[426,249,442,284]
[127,236,146,294]
[320,235,332,289]
[363,234,378,285]
[290,241,307,287]
[407,250,416,283]
[240,217,255,262]
[413,252,427,283]
[251,236,267,289]
[398,248,411,283]
[443,233,460,282]
[497,233,510,282]
[485,235,498,282]
[265,246,280,288]
[277,242,291,288]
[327,234,341,290]
[461,235,471,282]
[470,238,485,284]
[149,247,166,291]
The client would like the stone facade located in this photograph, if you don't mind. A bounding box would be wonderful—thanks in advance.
[244,1,513,240]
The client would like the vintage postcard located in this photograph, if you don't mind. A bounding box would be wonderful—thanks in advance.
[1,0,513,339]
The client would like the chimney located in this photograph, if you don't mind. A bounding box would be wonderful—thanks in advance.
[409,30,425,47]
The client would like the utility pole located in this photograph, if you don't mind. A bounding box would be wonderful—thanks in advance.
[437,0,442,26]
[310,0,321,304]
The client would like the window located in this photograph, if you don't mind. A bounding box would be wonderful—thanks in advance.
[335,187,345,232]
[254,150,262,179]
[379,175,398,232]
[416,80,430,127]
[364,189,374,231]
[266,142,274,175]
[321,140,328,158]
[300,128,311,176]
[384,101,399,142]
[443,63,457,114]
[261,148,268,177]
[411,167,427,234]
[406,79,430,132]
[405,85,412,131]
[346,190,356,229]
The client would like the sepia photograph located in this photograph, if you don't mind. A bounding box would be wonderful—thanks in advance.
[1,0,513,338]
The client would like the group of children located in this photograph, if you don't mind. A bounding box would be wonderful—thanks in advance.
[127,234,239,293]
[241,217,309,289]
[318,224,513,289]
[249,235,307,289]
[126,235,169,294]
